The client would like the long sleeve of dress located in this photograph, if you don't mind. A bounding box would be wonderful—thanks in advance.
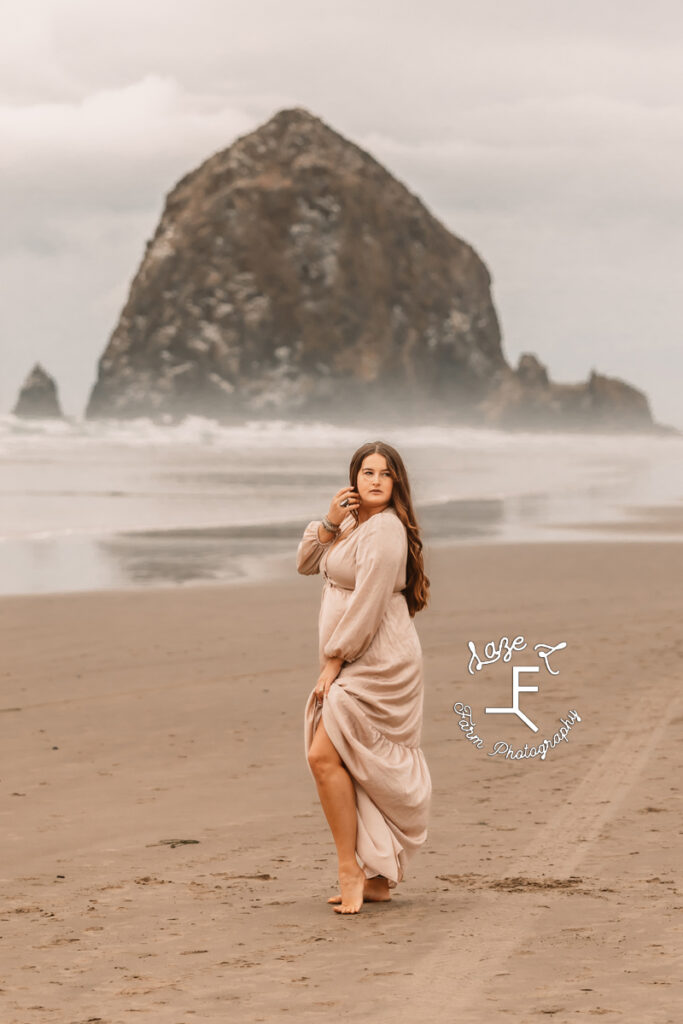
[323,513,407,664]
[296,520,336,575]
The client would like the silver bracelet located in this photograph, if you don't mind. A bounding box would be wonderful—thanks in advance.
[321,515,340,534]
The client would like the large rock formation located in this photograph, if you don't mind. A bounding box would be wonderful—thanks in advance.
[85,107,506,424]
[12,363,64,419]
[479,354,660,432]
[85,106,669,433]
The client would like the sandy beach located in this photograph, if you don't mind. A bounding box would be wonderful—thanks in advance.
[2,538,681,1023]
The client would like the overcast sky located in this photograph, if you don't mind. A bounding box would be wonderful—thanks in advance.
[1,0,681,427]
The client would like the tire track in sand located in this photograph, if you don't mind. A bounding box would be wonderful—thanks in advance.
[408,674,683,1018]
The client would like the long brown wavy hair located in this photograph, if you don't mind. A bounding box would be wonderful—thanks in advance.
[345,441,430,616]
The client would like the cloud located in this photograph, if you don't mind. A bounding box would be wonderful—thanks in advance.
[0,74,269,255]
[363,95,683,222]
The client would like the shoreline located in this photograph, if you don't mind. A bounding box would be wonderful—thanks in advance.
[1,527,682,601]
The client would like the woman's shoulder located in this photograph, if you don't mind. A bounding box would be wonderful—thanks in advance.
[364,507,406,538]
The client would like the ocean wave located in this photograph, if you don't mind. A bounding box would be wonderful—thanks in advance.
[3,412,679,454]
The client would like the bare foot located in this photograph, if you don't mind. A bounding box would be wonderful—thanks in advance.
[332,863,366,914]
[328,873,392,905]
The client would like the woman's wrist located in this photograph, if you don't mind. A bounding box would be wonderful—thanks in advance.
[318,522,336,543]
[321,514,341,534]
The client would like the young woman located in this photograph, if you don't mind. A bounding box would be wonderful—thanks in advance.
[297,440,432,914]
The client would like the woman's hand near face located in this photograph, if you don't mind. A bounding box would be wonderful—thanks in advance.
[314,656,344,703]
[328,486,360,526]
[318,486,360,542]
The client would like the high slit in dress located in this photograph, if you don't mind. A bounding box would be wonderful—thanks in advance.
[297,506,432,888]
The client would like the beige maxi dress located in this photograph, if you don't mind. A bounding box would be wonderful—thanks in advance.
[297,505,432,888]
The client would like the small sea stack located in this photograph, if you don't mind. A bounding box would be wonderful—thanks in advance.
[12,363,64,419]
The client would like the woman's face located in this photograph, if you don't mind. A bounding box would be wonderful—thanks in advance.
[356,453,394,510]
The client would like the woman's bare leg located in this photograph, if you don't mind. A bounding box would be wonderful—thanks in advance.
[307,717,365,913]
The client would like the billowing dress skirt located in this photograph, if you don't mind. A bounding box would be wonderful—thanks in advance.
[297,506,432,888]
